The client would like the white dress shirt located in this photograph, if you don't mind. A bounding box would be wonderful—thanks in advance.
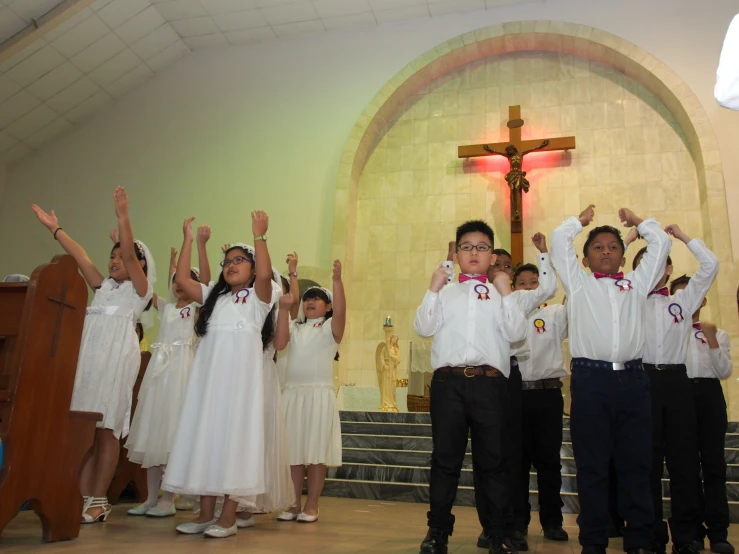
[414,278,527,377]
[716,15,739,110]
[517,304,568,381]
[686,323,733,379]
[643,239,719,365]
[550,217,671,362]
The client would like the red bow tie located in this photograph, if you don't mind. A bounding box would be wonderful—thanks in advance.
[459,274,487,284]
[593,272,624,280]
[693,323,701,331]
[649,287,669,297]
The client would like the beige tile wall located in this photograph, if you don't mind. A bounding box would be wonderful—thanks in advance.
[339,51,718,392]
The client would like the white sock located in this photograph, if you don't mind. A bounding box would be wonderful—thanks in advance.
[155,491,174,509]
[144,466,163,508]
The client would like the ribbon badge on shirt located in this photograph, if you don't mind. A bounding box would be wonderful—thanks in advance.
[180,306,192,319]
[313,321,324,328]
[668,303,684,323]
[235,288,250,304]
[614,278,632,292]
[695,330,706,344]
[474,283,490,301]
[534,318,546,334]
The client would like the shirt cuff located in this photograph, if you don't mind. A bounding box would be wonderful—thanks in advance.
[636,217,659,233]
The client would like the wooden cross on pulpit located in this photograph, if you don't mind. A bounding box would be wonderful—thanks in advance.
[458,105,576,265]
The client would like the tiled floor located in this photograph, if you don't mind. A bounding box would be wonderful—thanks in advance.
[3,497,738,554]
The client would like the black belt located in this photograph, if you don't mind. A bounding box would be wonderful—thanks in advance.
[643,363,686,372]
[571,357,643,371]
[522,378,563,391]
[436,365,503,378]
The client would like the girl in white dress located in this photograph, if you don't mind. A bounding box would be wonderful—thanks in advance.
[235,270,296,528]
[162,212,280,539]
[31,187,155,523]
[125,225,212,518]
[277,259,346,523]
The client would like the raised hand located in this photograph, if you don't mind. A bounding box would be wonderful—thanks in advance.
[109,228,119,244]
[183,216,195,241]
[618,208,643,228]
[332,259,342,281]
[113,186,130,219]
[491,270,513,296]
[169,247,178,268]
[531,232,547,253]
[279,292,295,309]
[430,262,448,293]
[31,204,59,231]
[701,321,717,340]
[578,204,595,227]
[252,210,268,237]
[196,224,211,245]
[221,243,231,254]
[664,224,690,244]
[287,252,298,273]
[624,228,640,247]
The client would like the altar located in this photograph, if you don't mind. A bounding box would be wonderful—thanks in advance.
[336,386,409,412]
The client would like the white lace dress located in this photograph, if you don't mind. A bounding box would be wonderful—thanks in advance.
[282,318,342,467]
[125,298,198,468]
[162,282,279,497]
[70,278,153,439]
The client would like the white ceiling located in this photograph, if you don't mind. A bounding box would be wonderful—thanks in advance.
[0,0,537,166]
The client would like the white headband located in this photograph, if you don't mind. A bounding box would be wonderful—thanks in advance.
[297,286,333,322]
[134,240,157,329]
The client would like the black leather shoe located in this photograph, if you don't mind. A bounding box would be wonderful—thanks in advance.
[544,527,569,541]
[506,530,529,551]
[420,528,449,554]
[692,540,705,552]
[607,520,623,538]
[710,542,735,554]
[673,544,700,554]
[581,546,607,554]
[627,549,653,554]
[477,531,491,549]
[490,535,517,554]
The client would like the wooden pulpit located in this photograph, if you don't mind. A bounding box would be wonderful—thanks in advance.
[0,255,102,542]
[107,351,151,504]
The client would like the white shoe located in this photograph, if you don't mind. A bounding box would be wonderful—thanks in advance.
[146,504,176,518]
[81,497,112,524]
[203,523,237,538]
[297,511,319,523]
[276,511,299,521]
[175,519,216,535]
[236,515,256,529]
[127,503,153,516]
[174,495,194,511]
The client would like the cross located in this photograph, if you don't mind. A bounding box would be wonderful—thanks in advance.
[458,105,576,266]
[48,285,76,357]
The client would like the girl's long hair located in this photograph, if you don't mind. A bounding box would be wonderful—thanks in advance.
[112,241,152,311]
[194,246,276,350]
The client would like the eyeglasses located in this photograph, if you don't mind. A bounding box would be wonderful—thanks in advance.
[220,256,249,268]
[458,243,492,252]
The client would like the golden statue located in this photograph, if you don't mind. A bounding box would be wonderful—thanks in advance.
[376,320,400,412]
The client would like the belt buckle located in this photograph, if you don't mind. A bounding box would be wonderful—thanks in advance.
[612,362,625,371]
[463,366,475,378]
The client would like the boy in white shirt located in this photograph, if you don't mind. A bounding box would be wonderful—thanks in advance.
[415,220,527,554]
[511,258,569,543]
[629,224,719,554]
[550,204,671,554]
[670,276,734,554]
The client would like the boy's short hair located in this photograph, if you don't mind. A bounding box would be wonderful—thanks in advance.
[456,220,494,247]
[583,225,625,257]
[632,246,672,271]
[670,274,691,295]
[513,263,539,283]
[493,248,511,258]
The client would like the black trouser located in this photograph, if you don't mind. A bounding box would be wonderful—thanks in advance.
[693,378,730,544]
[428,370,508,535]
[570,359,653,551]
[521,387,564,529]
[474,360,523,534]
[645,366,701,547]
[608,459,624,531]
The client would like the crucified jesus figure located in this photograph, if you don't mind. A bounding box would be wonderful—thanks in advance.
[483,139,550,194]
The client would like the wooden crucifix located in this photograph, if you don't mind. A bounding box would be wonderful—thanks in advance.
[458,105,576,266]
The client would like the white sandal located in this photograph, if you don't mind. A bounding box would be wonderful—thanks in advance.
[81,496,111,524]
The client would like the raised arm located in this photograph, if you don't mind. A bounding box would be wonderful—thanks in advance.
[175,217,204,304]
[622,208,671,294]
[286,252,300,321]
[273,292,294,351]
[715,14,739,110]
[331,259,346,343]
[550,204,592,296]
[483,144,505,156]
[414,262,448,337]
[32,204,105,289]
[513,232,557,315]
[167,247,177,287]
[252,211,273,304]
[521,139,550,156]
[703,325,733,379]
[665,224,719,314]
[113,187,149,298]
[492,271,527,343]
[196,225,212,285]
